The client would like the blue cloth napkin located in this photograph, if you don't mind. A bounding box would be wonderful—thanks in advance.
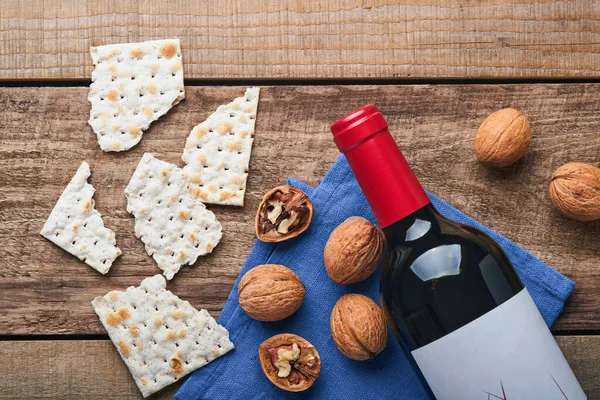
[176,155,575,400]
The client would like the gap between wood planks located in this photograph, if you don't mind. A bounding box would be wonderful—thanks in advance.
[6,77,600,88]
[1,330,600,342]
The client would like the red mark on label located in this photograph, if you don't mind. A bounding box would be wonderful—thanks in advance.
[483,381,507,400]
[550,372,569,400]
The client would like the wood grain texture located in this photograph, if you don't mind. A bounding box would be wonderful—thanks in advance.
[0,340,179,400]
[3,0,600,80]
[1,84,600,335]
[0,336,597,399]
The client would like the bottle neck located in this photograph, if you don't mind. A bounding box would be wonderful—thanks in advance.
[343,129,431,228]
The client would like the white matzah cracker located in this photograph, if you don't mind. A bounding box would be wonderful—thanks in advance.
[88,39,185,152]
[182,87,260,206]
[40,162,121,274]
[92,275,234,398]
[125,153,222,280]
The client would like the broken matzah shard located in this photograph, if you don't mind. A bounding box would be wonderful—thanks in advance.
[125,153,222,279]
[92,275,234,397]
[182,87,259,206]
[88,39,185,152]
[40,161,121,274]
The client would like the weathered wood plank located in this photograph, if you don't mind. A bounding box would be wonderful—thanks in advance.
[0,336,597,399]
[1,84,600,334]
[0,340,179,400]
[3,0,600,80]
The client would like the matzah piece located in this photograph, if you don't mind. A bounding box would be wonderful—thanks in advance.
[40,162,121,274]
[182,87,260,206]
[92,275,234,398]
[125,153,222,280]
[88,39,185,152]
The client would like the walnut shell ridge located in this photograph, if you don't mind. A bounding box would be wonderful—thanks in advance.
[549,162,600,221]
[324,216,385,285]
[330,293,388,360]
[474,108,531,167]
[238,264,305,321]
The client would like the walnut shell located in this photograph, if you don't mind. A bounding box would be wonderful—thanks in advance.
[474,108,531,167]
[258,333,321,392]
[255,185,314,243]
[238,264,305,321]
[330,294,388,360]
[324,216,385,285]
[549,162,600,221]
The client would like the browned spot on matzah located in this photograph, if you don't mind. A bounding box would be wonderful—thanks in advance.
[130,48,143,58]
[194,127,206,138]
[172,60,183,71]
[226,141,242,152]
[219,191,237,201]
[208,185,217,193]
[170,353,184,374]
[216,121,233,135]
[178,210,189,219]
[229,176,245,184]
[178,329,187,338]
[147,83,158,95]
[189,173,201,184]
[118,307,131,320]
[118,339,131,357]
[105,312,122,326]
[83,200,92,213]
[154,317,162,327]
[107,90,119,101]
[128,125,141,137]
[166,329,176,340]
[108,292,119,302]
[190,187,200,198]
[160,42,178,59]
[171,310,185,319]
[107,49,120,59]
[129,324,140,337]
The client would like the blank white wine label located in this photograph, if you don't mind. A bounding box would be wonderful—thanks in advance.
[412,288,586,400]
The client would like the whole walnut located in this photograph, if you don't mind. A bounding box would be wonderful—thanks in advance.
[549,162,600,221]
[324,216,385,285]
[330,294,388,360]
[238,264,305,321]
[474,108,531,167]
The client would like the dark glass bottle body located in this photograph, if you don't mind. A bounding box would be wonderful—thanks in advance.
[380,203,524,351]
[332,105,584,400]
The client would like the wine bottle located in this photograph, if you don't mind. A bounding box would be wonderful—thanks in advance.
[330,105,586,400]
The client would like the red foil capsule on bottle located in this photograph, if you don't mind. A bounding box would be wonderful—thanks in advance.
[330,105,430,228]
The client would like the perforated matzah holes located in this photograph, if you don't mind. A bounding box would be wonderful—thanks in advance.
[88,39,185,152]
[40,162,121,273]
[182,87,260,206]
[125,153,222,279]
[92,275,233,397]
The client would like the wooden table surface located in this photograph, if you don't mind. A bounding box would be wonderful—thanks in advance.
[1,2,600,399]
